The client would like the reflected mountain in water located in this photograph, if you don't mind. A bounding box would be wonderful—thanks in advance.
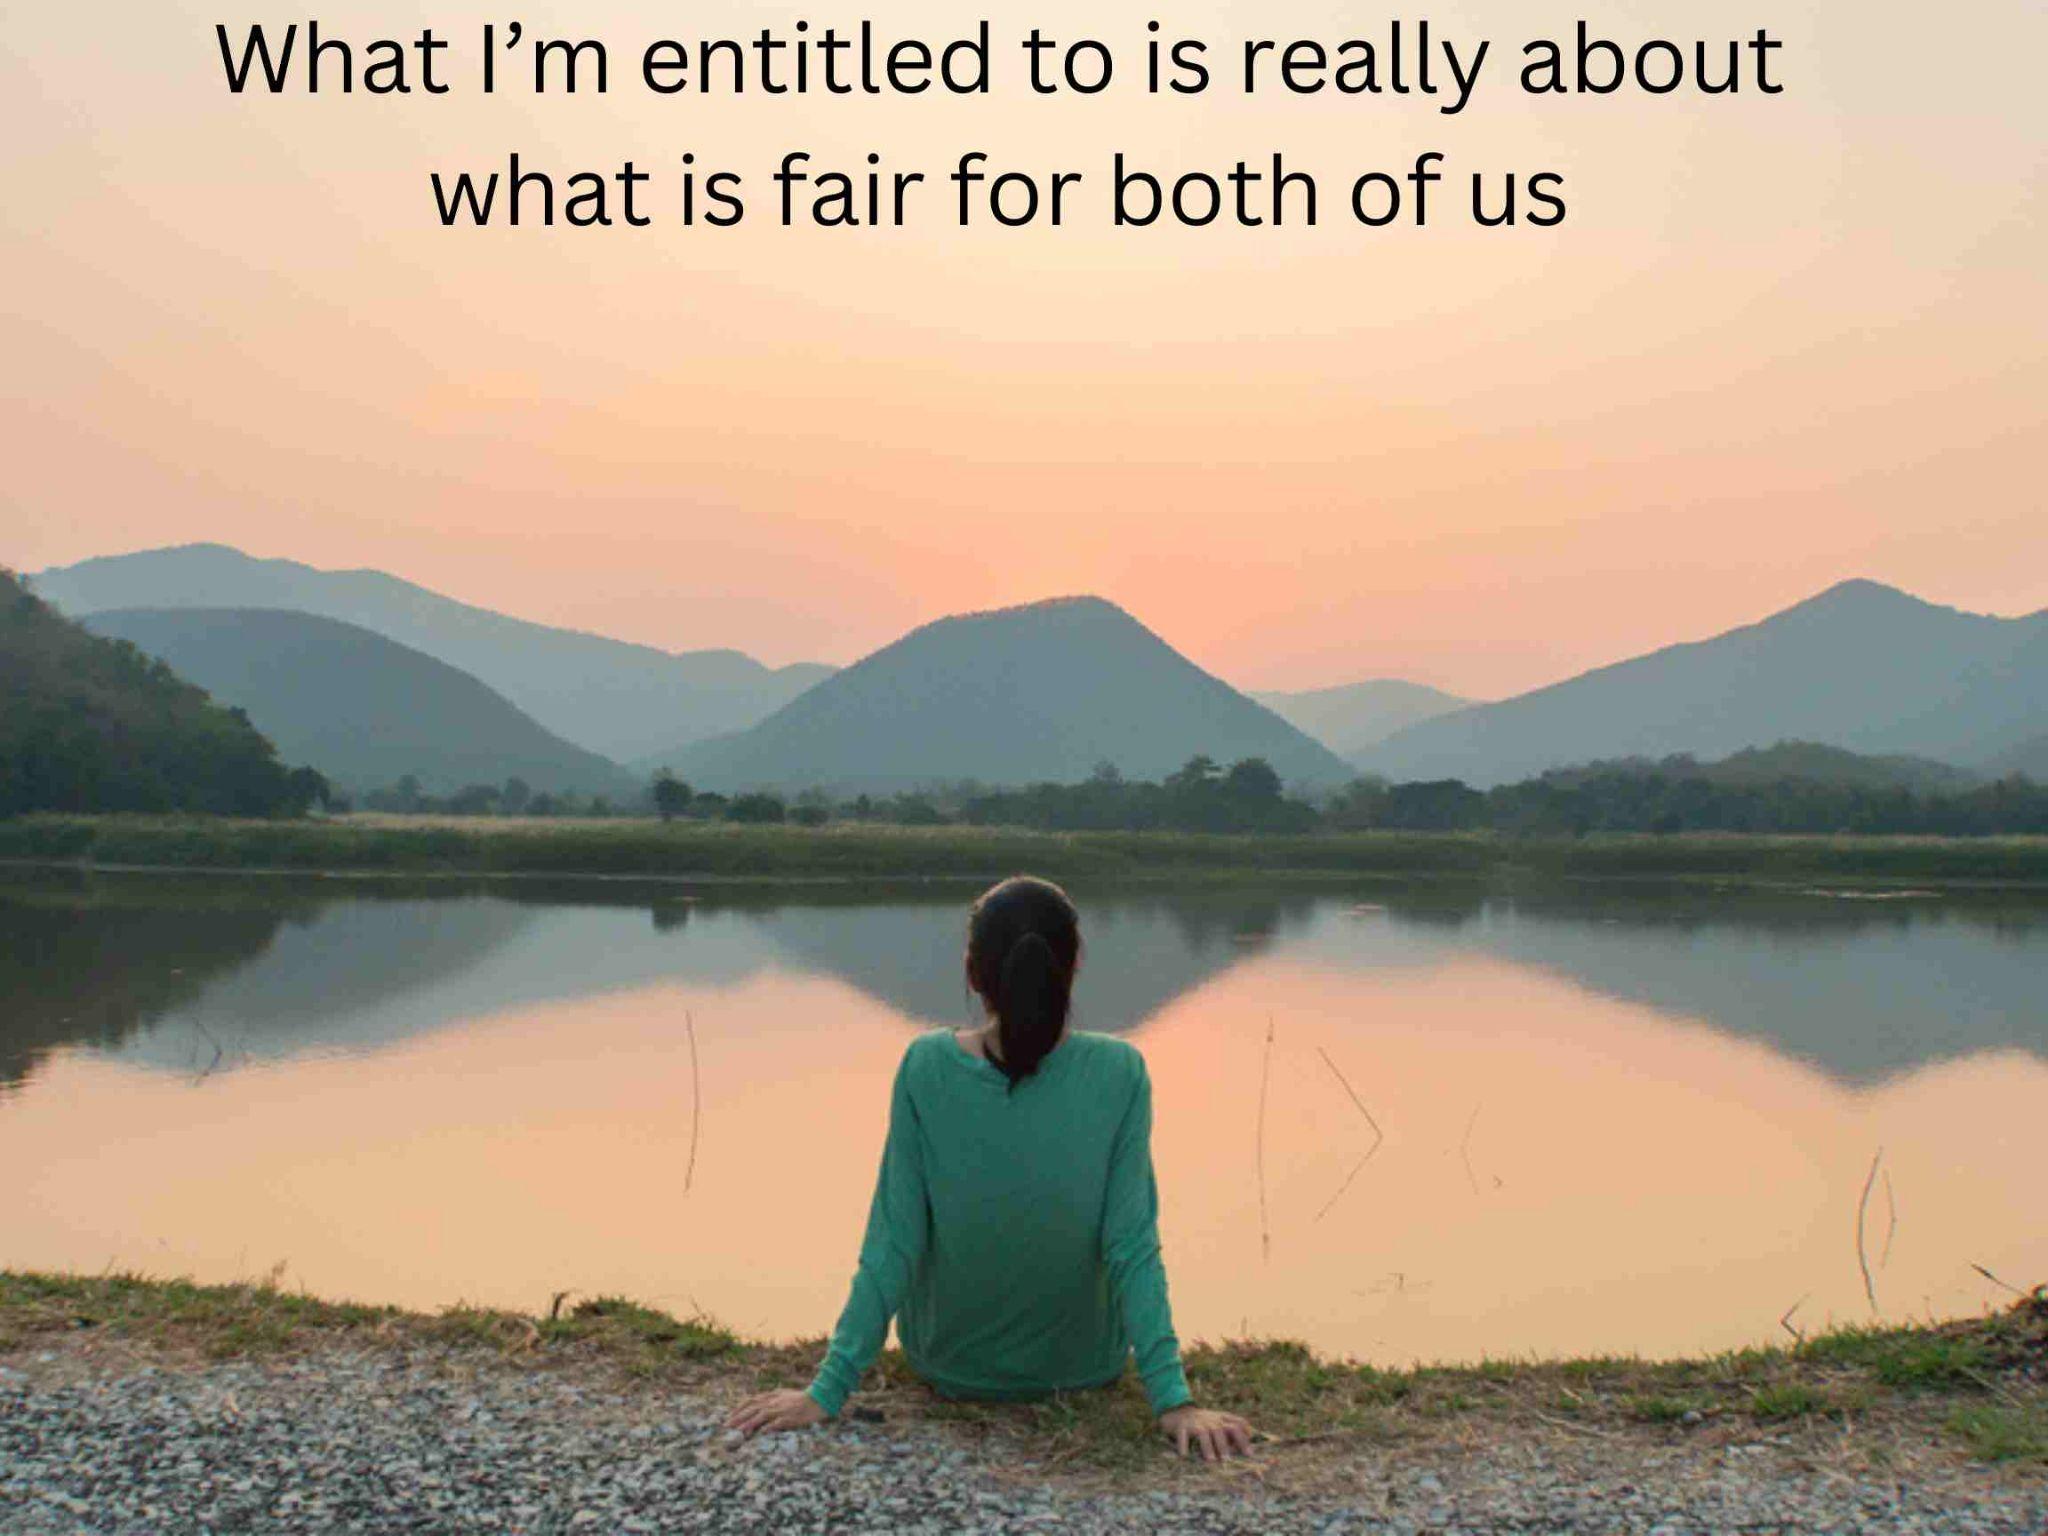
[1291,886,2048,1083]
[0,889,289,1089]
[0,876,1303,1087]
[3,873,2044,1093]
[748,889,1319,1033]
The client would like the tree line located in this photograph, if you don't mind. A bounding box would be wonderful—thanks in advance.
[632,753,2048,837]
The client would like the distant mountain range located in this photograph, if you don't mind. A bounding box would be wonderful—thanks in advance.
[24,547,2043,796]
[82,608,636,798]
[1255,679,1474,759]
[35,544,831,763]
[1357,580,2047,787]
[656,596,1353,791]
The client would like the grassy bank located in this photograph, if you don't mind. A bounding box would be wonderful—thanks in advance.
[4,1271,2042,1473]
[4,814,2048,886]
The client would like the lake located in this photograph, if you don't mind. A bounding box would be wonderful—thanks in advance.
[3,869,2043,1367]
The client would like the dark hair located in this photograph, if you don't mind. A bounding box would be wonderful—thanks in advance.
[965,876,1080,1089]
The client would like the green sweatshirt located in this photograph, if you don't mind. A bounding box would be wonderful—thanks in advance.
[806,1030,1193,1418]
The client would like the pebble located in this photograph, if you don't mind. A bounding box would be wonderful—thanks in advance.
[0,1350,2042,1535]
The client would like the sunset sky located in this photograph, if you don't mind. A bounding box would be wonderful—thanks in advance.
[4,0,2042,696]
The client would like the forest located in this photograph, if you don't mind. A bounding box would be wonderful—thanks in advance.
[0,571,323,818]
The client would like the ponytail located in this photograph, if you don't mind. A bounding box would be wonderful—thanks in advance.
[993,932,1069,1087]
[966,876,1080,1091]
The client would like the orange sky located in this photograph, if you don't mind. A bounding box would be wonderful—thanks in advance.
[4,0,2043,695]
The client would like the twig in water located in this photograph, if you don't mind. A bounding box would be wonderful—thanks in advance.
[1313,1152,1375,1225]
[1970,1262,2024,1296]
[1854,1147,1884,1315]
[1312,1047,1386,1223]
[1314,1048,1385,1148]
[190,1019,226,1084]
[1255,1017,1274,1263]
[684,1011,702,1194]
[1879,1168,1897,1270]
[1460,1106,1482,1197]
[1779,1294,1809,1344]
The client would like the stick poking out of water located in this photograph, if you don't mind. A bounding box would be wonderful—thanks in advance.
[1460,1106,1482,1197]
[191,1019,227,1084]
[1312,1047,1386,1224]
[1256,1017,1274,1264]
[684,1010,702,1195]
[1315,1047,1385,1148]
[1971,1263,2025,1296]
[1855,1146,1884,1315]
[1879,1167,1898,1270]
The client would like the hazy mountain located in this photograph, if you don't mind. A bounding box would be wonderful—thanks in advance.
[1255,678,1473,759]
[1358,581,2047,788]
[0,573,304,816]
[1545,741,1983,795]
[657,596,1353,791]
[34,544,834,761]
[83,608,637,798]
[1984,733,2048,782]
[1687,742,1981,792]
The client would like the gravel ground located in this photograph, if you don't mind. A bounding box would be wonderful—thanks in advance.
[2,1347,2042,1535]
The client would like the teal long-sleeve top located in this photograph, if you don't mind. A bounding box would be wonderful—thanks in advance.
[805,1030,1193,1418]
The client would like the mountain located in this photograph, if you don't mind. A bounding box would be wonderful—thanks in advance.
[1357,581,2048,788]
[0,572,306,816]
[656,596,1354,791]
[82,608,638,798]
[33,544,834,761]
[1539,741,1982,794]
[1254,679,1473,759]
[1985,733,2048,782]
[1686,742,1981,793]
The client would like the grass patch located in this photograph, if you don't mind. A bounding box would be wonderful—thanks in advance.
[1629,1393,1710,1424]
[0,1270,395,1359]
[542,1296,738,1360]
[1949,1400,2048,1465]
[1802,1326,1992,1390]
[1747,1382,1834,1421]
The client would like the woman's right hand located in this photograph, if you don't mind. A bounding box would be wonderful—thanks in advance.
[725,1388,829,1436]
[1159,1404,1255,1461]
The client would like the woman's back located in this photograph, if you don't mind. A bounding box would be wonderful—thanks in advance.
[732,875,1248,1461]
[808,1029,1189,1416]
[903,1030,1150,1398]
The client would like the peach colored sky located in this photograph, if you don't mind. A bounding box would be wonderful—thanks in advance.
[4,1,2043,695]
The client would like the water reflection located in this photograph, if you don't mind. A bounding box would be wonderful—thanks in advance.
[3,873,2042,1092]
[3,870,2044,1363]
[0,887,294,1088]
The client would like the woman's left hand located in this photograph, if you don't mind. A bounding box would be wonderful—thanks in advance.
[726,1388,829,1436]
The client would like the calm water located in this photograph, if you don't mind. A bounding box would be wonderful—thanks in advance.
[3,870,2044,1366]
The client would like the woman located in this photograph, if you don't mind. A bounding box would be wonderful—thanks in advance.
[727,876,1254,1461]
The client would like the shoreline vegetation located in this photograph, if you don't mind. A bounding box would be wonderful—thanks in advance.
[3,1271,2043,1474]
[3,814,2048,887]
